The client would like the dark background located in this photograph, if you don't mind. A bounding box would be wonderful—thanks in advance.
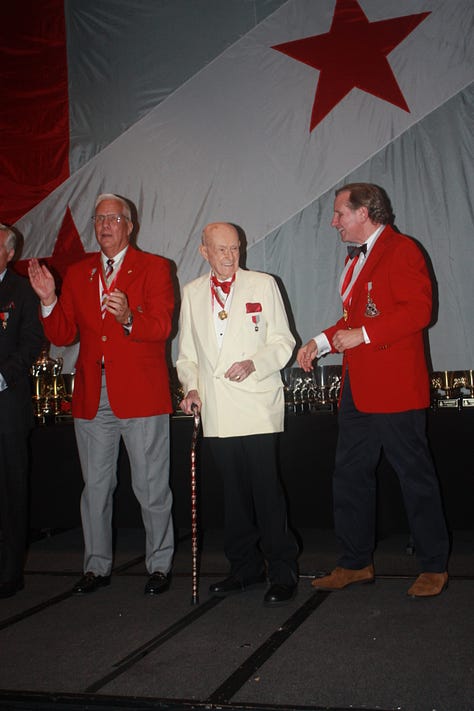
[29,408,474,537]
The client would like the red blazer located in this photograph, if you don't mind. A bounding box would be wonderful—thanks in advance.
[41,247,174,419]
[324,226,432,413]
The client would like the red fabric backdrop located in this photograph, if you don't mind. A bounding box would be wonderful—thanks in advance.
[0,0,69,225]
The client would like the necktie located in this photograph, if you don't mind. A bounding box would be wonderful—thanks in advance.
[105,258,114,284]
[101,259,115,318]
[347,244,367,259]
[211,275,233,294]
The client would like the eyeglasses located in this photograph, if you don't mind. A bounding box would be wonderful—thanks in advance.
[91,214,128,224]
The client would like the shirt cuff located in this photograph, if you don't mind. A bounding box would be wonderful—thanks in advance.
[314,333,331,357]
[41,299,57,317]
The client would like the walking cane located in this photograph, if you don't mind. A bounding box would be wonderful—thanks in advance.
[190,403,201,605]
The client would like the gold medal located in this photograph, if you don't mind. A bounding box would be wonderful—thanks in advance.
[218,310,228,320]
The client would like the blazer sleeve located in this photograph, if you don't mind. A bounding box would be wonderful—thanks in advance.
[176,286,199,393]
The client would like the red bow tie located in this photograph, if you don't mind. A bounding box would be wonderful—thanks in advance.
[211,275,234,294]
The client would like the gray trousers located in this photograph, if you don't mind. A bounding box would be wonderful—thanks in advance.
[74,373,174,576]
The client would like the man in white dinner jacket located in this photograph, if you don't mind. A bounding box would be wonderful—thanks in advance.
[177,222,298,606]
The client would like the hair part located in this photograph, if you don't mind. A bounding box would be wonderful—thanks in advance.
[336,183,394,225]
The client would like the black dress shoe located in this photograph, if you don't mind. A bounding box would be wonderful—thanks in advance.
[0,579,24,599]
[72,572,111,595]
[209,573,266,597]
[144,571,170,595]
[263,583,297,607]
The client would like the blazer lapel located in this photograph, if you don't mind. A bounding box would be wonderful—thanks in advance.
[115,246,138,290]
[216,270,250,369]
[193,275,220,365]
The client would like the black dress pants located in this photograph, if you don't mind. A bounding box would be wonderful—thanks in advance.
[334,376,449,572]
[207,433,298,586]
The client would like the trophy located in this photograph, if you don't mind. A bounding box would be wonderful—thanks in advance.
[281,367,296,414]
[430,371,459,409]
[56,372,75,418]
[453,370,474,408]
[313,365,342,411]
[30,346,64,422]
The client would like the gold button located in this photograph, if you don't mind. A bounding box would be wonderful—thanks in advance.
[101,335,107,342]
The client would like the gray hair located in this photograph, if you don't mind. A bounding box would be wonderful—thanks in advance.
[95,193,132,221]
[0,223,16,252]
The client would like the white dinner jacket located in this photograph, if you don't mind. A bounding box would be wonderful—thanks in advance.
[177,268,295,437]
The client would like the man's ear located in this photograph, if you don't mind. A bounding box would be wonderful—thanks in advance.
[199,244,208,261]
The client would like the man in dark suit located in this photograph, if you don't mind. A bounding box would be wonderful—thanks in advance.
[0,224,43,598]
[297,183,449,598]
[28,194,175,596]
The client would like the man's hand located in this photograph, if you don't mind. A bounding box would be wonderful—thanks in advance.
[224,359,255,383]
[180,390,202,415]
[105,289,131,324]
[332,328,364,353]
[297,339,318,372]
[28,258,56,306]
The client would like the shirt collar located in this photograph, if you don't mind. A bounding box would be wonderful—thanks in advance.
[101,245,128,270]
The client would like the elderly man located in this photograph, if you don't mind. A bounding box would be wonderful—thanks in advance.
[0,224,43,598]
[297,183,449,598]
[28,194,175,596]
[177,222,298,606]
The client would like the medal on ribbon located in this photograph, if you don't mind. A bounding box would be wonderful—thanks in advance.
[365,282,380,317]
[211,274,235,319]
[0,301,14,330]
[246,302,262,331]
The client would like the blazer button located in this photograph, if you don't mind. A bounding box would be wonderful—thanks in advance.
[101,335,107,342]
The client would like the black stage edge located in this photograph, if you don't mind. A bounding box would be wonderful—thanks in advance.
[0,690,399,711]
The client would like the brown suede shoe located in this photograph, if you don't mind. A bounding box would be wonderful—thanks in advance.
[407,572,448,598]
[311,565,374,591]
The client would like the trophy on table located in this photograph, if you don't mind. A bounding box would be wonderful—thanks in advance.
[430,371,459,409]
[453,370,474,408]
[31,347,65,422]
[313,365,342,411]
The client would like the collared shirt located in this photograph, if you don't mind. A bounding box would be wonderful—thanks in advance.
[314,225,384,356]
[210,273,235,350]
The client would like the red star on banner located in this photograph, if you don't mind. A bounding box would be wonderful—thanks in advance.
[272,0,430,131]
[13,207,92,287]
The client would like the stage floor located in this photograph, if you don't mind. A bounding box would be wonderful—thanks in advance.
[0,527,473,711]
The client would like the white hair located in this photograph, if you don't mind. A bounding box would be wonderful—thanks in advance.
[0,223,16,251]
[95,193,132,221]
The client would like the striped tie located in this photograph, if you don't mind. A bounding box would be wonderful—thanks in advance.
[105,258,114,284]
[101,259,115,318]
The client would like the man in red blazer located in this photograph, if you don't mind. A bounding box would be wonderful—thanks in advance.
[297,183,449,598]
[28,194,175,596]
